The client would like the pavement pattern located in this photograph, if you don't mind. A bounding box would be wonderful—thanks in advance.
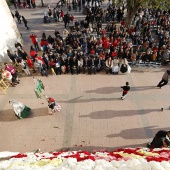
[0,0,170,153]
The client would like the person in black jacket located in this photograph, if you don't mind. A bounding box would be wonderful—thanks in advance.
[121,82,130,100]
[89,56,97,75]
[148,137,170,148]
[22,16,29,30]
[7,50,15,64]
[70,56,78,74]
[147,130,170,148]
[83,57,90,74]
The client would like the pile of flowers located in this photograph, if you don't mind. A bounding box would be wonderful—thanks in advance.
[1,148,170,169]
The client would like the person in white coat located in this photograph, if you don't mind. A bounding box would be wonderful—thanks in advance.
[18,59,31,76]
[9,100,31,119]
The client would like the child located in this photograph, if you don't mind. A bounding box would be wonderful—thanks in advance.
[121,82,130,100]
[46,96,61,114]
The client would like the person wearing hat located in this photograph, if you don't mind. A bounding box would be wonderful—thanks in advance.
[121,82,130,100]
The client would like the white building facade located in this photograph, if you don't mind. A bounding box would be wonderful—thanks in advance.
[0,0,22,62]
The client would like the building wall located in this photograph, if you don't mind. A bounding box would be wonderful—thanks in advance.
[0,0,22,62]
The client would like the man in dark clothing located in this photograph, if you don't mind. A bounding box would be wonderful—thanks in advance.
[148,137,170,148]
[7,50,15,64]
[71,56,78,74]
[147,130,170,148]
[89,57,97,75]
[15,10,21,23]
[22,16,29,30]
[157,70,170,89]
[121,82,130,100]
[15,41,22,49]
[83,57,90,74]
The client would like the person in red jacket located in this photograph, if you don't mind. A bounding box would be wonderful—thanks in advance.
[30,45,37,60]
[112,39,118,47]
[45,96,61,114]
[27,57,36,73]
[103,40,109,50]
[29,33,40,51]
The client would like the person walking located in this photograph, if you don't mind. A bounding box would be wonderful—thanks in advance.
[157,70,170,89]
[44,95,61,114]
[121,82,130,100]
[15,10,21,24]
[22,16,29,30]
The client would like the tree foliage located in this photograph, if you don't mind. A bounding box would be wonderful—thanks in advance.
[6,0,13,6]
[124,0,170,26]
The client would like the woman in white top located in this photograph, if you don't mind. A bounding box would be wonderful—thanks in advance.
[18,59,31,76]
[9,99,31,119]
[112,57,120,74]
[78,57,84,73]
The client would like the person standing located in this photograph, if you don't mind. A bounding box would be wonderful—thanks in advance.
[7,50,15,64]
[31,0,36,8]
[121,82,130,100]
[15,10,21,24]
[22,16,29,30]
[18,59,31,76]
[157,70,170,89]
[26,0,31,8]
[34,57,48,76]
[12,0,17,9]
[29,33,40,51]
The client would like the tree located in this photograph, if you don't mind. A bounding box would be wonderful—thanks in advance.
[6,0,13,6]
[125,0,170,27]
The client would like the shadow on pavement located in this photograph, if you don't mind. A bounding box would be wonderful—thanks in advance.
[62,96,119,103]
[85,85,161,95]
[55,143,147,152]
[79,109,160,119]
[0,107,48,121]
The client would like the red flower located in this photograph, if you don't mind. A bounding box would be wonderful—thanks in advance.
[11,154,27,158]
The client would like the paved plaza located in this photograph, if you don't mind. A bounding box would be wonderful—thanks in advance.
[0,0,170,153]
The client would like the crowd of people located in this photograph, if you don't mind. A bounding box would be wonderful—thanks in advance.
[41,3,170,77]
[1,2,169,86]
[1,5,169,83]
[1,1,170,148]
[12,0,36,9]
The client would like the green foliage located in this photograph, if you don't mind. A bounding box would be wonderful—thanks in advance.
[6,0,13,6]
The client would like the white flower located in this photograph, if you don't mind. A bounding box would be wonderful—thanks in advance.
[148,161,165,170]
[160,161,170,169]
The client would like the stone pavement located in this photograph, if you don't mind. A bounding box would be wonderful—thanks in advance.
[0,0,170,153]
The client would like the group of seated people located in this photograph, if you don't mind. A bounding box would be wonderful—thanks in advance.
[39,8,169,70]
